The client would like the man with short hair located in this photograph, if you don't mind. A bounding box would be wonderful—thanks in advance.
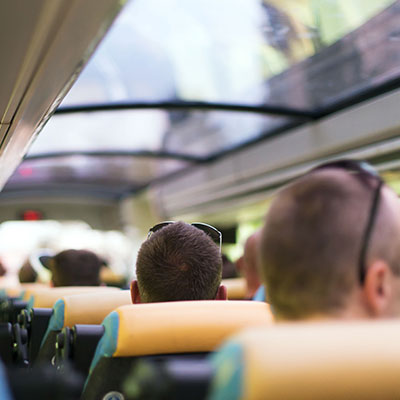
[50,249,102,287]
[131,221,227,303]
[260,160,400,320]
[208,160,400,399]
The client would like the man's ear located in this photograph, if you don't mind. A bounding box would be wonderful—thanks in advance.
[130,280,141,304]
[215,284,228,300]
[363,260,392,317]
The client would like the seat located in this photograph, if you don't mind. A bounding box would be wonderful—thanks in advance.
[82,300,272,400]
[0,358,13,400]
[0,282,47,300]
[0,323,14,365]
[122,356,214,400]
[17,283,49,301]
[221,278,246,300]
[1,285,22,299]
[26,286,119,309]
[7,363,83,400]
[13,286,119,366]
[38,290,131,370]
[208,320,400,400]
[0,283,47,324]
[0,298,28,324]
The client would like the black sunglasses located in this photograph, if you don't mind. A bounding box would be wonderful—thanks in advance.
[310,159,383,284]
[147,221,222,249]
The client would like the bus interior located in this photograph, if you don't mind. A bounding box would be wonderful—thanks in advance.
[1,0,400,399]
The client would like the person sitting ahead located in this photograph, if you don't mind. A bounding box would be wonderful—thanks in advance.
[49,249,102,287]
[208,160,400,399]
[236,230,263,300]
[131,221,227,303]
[18,259,38,283]
[260,159,400,321]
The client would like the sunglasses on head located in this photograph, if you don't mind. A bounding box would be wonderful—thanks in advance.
[147,221,222,249]
[309,159,384,285]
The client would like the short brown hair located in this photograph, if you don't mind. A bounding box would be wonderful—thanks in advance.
[51,249,102,287]
[260,170,400,319]
[18,260,37,283]
[136,221,222,302]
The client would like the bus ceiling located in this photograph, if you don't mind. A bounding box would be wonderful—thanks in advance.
[1,0,400,208]
[0,0,126,189]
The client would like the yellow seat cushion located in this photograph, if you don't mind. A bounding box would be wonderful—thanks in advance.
[114,300,272,357]
[62,290,132,327]
[29,286,120,308]
[222,278,247,300]
[213,320,400,400]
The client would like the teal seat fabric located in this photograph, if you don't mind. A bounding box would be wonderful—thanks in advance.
[40,299,65,347]
[208,340,244,400]
[84,310,119,387]
[252,285,265,302]
[27,295,35,310]
[0,359,13,400]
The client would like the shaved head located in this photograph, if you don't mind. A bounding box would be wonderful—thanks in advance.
[259,169,400,319]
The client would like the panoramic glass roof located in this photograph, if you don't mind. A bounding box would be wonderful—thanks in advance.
[4,0,400,198]
[60,0,397,110]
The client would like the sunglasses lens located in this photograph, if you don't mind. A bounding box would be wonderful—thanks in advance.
[147,221,174,238]
[147,221,222,248]
[191,223,222,246]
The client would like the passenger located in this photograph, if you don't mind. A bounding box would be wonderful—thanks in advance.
[260,159,400,320]
[221,254,238,279]
[236,231,263,299]
[18,259,38,283]
[49,249,102,287]
[131,221,227,303]
[208,160,400,399]
[0,260,6,278]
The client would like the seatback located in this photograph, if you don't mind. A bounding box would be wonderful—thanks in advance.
[38,290,131,365]
[27,286,119,309]
[221,278,246,300]
[14,286,119,365]
[209,320,400,400]
[0,358,13,400]
[0,282,46,301]
[0,323,14,365]
[82,300,272,400]
[122,355,214,400]
[0,282,46,324]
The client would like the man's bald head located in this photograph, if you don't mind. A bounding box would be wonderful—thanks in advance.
[259,168,400,320]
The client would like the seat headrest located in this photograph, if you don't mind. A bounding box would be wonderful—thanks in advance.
[112,301,271,358]
[210,320,400,400]
[41,290,132,349]
[28,286,120,308]
[63,290,132,327]
[16,283,48,300]
[3,286,22,298]
[49,290,132,333]
[222,278,246,300]
[0,282,47,299]
[22,285,52,301]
